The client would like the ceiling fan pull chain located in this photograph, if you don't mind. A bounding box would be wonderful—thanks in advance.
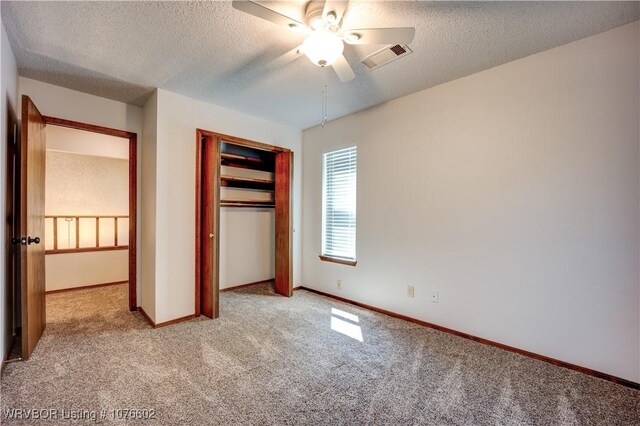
[322,65,327,127]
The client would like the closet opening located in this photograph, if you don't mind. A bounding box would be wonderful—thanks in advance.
[195,130,292,319]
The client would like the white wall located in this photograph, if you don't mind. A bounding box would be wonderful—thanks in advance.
[1,23,19,363]
[47,125,129,160]
[45,251,128,292]
[19,78,143,135]
[302,22,640,382]
[140,91,157,320]
[150,89,302,323]
[19,77,143,305]
[219,209,275,289]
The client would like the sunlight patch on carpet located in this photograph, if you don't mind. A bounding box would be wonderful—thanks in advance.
[330,309,363,342]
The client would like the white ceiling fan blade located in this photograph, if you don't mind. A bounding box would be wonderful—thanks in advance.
[232,1,306,32]
[266,45,304,70]
[323,1,349,26]
[332,55,355,82]
[344,27,415,45]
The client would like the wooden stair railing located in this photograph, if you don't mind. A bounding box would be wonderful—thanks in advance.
[45,215,129,255]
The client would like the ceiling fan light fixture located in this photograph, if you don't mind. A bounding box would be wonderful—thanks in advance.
[302,30,344,66]
[309,16,326,31]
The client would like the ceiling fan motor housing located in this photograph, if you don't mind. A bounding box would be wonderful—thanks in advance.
[305,0,337,31]
[304,0,324,30]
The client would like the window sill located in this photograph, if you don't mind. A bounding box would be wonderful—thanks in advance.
[319,255,357,267]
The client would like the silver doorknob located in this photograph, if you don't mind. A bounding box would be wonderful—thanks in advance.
[209,233,214,239]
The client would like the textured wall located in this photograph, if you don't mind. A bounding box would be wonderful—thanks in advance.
[302,22,640,382]
[45,150,128,215]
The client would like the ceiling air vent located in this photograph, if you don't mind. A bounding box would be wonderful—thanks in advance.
[360,44,413,71]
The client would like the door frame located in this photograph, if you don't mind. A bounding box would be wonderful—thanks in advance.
[42,116,138,311]
[195,129,292,318]
[3,101,19,366]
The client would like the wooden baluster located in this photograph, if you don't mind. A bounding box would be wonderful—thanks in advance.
[45,215,130,253]
[53,217,58,250]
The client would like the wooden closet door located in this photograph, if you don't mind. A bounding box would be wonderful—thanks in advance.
[200,136,220,318]
[274,151,292,296]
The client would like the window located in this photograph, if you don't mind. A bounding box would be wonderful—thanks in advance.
[322,146,357,265]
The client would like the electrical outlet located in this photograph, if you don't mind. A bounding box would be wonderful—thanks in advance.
[337,280,343,290]
[430,291,439,303]
[407,285,414,298]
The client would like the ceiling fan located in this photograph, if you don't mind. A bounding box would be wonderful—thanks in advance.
[232,0,416,82]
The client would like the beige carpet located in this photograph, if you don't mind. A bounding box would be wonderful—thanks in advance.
[1,283,638,425]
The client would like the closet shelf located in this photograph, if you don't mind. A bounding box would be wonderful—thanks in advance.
[221,152,263,163]
[221,175,274,185]
[221,175,275,191]
[221,152,271,171]
[221,199,275,208]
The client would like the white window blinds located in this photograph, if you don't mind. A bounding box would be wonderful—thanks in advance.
[322,146,357,260]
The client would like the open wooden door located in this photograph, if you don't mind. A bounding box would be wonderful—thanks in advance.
[274,151,292,297]
[20,95,46,360]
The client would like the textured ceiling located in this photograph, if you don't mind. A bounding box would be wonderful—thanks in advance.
[2,1,638,129]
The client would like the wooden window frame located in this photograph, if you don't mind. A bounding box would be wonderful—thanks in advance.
[319,255,357,267]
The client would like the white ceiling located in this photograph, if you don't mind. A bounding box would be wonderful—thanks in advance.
[2,1,638,129]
